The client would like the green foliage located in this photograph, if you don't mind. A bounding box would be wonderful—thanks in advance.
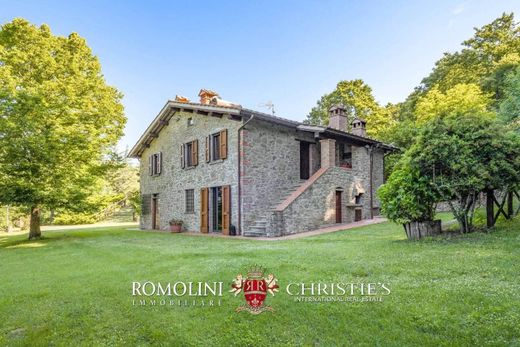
[422,13,520,100]
[378,156,438,224]
[0,19,125,235]
[407,115,520,232]
[415,83,494,124]
[53,212,97,225]
[499,65,520,128]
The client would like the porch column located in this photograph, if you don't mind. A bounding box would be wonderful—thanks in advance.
[320,139,336,168]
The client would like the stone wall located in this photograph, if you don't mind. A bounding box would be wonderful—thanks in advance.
[267,145,386,237]
[240,120,317,231]
[270,166,364,236]
[139,111,241,231]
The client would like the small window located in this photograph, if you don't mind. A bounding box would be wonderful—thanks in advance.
[149,152,162,176]
[211,133,221,161]
[181,140,198,168]
[187,117,194,126]
[185,142,193,167]
[185,189,194,213]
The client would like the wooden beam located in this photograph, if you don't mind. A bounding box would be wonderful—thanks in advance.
[492,194,508,222]
[507,191,514,218]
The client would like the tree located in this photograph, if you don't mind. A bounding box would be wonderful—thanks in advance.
[305,79,380,129]
[0,19,125,239]
[499,65,520,129]
[407,115,520,233]
[421,13,520,99]
[414,83,494,124]
[378,155,438,224]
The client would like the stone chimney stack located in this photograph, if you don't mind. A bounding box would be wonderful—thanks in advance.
[328,104,347,131]
[351,118,367,137]
[198,89,219,105]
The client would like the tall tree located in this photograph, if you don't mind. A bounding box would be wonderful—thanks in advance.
[414,83,494,124]
[0,19,125,239]
[421,13,520,101]
[305,79,380,129]
[499,65,520,129]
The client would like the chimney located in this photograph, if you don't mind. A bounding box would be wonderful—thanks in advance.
[328,104,347,131]
[351,118,367,137]
[198,89,219,105]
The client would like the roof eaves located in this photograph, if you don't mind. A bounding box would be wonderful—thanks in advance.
[128,101,241,158]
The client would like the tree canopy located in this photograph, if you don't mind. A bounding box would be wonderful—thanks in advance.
[0,19,126,239]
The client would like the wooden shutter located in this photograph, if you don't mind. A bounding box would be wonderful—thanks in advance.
[200,188,209,233]
[222,185,230,235]
[157,152,162,174]
[220,129,228,160]
[205,136,210,162]
[148,155,153,176]
[180,144,185,169]
[192,140,198,166]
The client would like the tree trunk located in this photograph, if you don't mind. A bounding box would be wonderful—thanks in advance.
[28,205,42,240]
[403,220,441,240]
[486,189,494,228]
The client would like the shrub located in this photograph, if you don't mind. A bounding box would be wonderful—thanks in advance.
[53,213,98,225]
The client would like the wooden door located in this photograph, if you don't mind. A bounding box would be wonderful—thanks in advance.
[222,185,230,235]
[151,194,159,229]
[200,188,209,233]
[355,209,362,222]
[335,191,342,223]
[300,142,310,180]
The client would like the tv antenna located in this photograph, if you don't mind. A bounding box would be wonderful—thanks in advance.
[259,101,275,115]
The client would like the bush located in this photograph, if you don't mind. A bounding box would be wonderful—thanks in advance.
[378,156,438,224]
[53,213,98,225]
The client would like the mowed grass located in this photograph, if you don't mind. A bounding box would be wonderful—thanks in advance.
[0,218,519,346]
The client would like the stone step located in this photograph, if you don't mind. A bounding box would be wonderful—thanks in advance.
[243,229,266,237]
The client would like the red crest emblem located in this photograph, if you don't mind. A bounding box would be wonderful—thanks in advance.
[230,266,279,314]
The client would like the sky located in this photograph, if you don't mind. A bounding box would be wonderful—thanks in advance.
[1,1,520,152]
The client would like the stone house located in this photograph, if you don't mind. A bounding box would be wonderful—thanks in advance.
[128,90,396,237]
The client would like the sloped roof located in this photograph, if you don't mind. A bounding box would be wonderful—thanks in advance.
[128,101,397,158]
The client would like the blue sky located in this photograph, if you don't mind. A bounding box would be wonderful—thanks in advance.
[1,1,520,151]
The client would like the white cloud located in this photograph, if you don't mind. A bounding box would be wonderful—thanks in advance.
[452,3,466,15]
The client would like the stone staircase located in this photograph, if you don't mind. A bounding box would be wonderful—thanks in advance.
[243,180,306,237]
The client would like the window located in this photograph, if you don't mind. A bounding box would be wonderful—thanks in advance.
[185,189,194,213]
[211,133,221,161]
[206,129,227,162]
[185,142,193,167]
[340,143,352,169]
[181,140,198,168]
[149,152,162,176]
[187,117,194,126]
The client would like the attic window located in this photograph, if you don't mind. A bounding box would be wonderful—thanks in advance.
[187,118,194,126]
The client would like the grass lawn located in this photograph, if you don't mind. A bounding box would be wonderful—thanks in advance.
[1,218,519,346]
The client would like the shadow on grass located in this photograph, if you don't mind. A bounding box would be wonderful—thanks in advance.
[0,227,132,250]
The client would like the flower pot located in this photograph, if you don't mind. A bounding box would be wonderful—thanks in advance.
[170,224,182,233]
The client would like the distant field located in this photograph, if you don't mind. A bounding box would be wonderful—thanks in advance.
[0,217,519,346]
